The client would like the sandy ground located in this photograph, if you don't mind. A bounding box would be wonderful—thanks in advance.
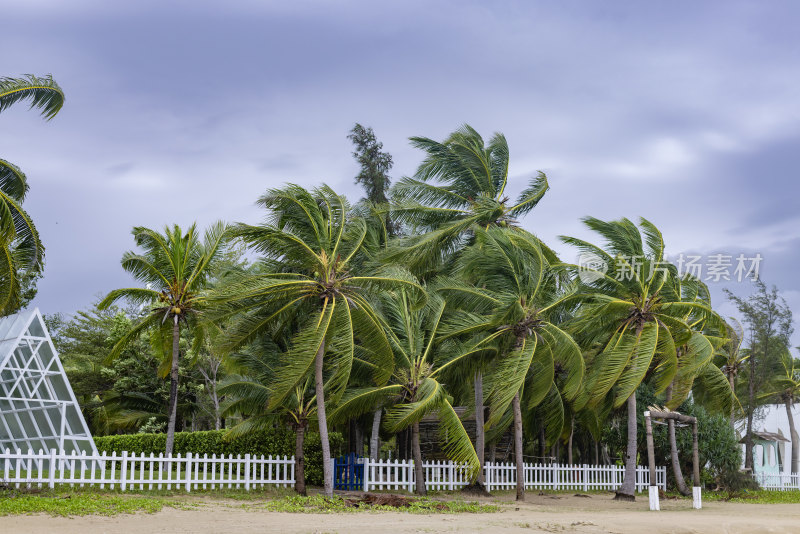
[6,492,800,534]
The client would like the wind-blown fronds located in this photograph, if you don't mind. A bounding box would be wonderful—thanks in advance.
[386,125,552,276]
[0,74,64,120]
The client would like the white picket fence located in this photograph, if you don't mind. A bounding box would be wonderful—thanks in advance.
[358,458,666,493]
[754,472,800,491]
[0,448,294,491]
[485,462,666,492]
[2,448,667,494]
[361,459,473,492]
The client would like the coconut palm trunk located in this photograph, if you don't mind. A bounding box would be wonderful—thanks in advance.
[785,397,799,474]
[370,409,381,461]
[412,421,426,495]
[567,423,573,465]
[666,383,690,495]
[165,316,181,455]
[615,392,637,501]
[512,391,525,501]
[295,423,307,495]
[314,339,333,497]
[474,372,486,487]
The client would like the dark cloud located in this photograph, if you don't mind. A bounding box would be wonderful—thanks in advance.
[0,0,798,343]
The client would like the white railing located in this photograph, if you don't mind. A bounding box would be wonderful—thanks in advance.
[484,462,666,493]
[1,448,294,491]
[2,448,665,494]
[754,472,800,491]
[359,458,665,493]
[361,459,472,492]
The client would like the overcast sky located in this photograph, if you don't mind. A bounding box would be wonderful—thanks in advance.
[2,1,799,343]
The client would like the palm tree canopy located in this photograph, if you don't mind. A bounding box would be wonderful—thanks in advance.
[436,226,583,430]
[386,125,551,275]
[212,184,425,409]
[560,217,724,412]
[221,341,318,439]
[0,74,63,315]
[98,221,230,365]
[330,290,480,472]
[762,352,800,404]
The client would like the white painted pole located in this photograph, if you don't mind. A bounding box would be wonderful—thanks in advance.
[692,486,702,509]
[649,486,660,511]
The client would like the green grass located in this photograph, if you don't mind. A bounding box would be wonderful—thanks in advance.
[0,489,177,517]
[258,495,500,514]
[703,489,800,504]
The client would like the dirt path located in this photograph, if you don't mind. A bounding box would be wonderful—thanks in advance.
[6,493,800,533]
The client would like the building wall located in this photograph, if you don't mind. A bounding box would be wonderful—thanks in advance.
[742,403,800,475]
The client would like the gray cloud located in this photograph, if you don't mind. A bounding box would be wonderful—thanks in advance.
[1,0,799,343]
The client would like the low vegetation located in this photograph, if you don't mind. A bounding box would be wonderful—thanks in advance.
[0,488,173,517]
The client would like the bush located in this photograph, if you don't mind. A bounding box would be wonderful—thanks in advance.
[94,428,343,487]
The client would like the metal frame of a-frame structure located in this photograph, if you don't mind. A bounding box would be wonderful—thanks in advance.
[0,308,96,454]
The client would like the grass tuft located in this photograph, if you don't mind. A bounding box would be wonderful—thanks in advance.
[259,494,500,514]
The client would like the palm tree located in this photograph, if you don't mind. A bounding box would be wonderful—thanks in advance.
[561,217,719,500]
[211,184,424,497]
[99,222,229,454]
[221,345,317,495]
[658,274,732,496]
[387,125,553,486]
[438,227,584,501]
[715,318,748,426]
[330,290,481,495]
[0,75,64,314]
[763,353,800,474]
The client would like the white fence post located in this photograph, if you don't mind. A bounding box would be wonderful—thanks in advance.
[120,451,128,492]
[582,464,588,492]
[363,458,370,492]
[449,462,454,491]
[185,452,193,492]
[554,463,559,491]
[245,453,251,491]
[48,449,57,489]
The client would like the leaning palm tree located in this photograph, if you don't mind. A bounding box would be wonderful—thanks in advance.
[330,291,481,495]
[658,273,731,496]
[211,184,424,497]
[762,353,800,474]
[560,217,720,500]
[99,222,229,454]
[221,344,317,496]
[0,75,64,314]
[387,125,553,485]
[715,318,748,426]
[437,226,584,501]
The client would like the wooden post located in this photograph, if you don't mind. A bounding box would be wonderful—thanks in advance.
[692,420,701,509]
[644,412,659,511]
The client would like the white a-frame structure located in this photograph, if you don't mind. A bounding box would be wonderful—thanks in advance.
[0,308,96,454]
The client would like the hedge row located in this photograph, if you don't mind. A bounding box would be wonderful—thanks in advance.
[94,428,344,487]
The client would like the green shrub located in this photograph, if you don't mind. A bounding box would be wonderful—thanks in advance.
[94,428,343,487]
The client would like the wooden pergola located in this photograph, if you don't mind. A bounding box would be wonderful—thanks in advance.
[643,407,701,511]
